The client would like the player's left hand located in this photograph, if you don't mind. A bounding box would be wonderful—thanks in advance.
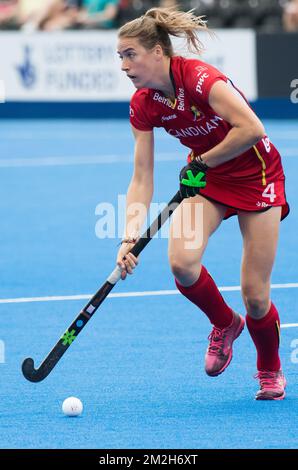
[179,158,208,198]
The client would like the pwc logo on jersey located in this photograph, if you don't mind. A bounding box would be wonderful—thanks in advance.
[196,72,209,95]
[194,66,210,95]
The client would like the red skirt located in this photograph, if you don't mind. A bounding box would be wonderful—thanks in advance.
[188,139,290,220]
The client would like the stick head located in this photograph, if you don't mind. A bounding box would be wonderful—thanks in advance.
[22,357,41,382]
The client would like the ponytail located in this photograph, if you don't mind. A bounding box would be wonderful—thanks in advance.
[118,7,209,56]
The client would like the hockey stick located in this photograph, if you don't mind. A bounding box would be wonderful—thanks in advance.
[22,190,183,382]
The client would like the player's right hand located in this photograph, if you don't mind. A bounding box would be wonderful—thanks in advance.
[179,158,208,198]
[116,241,139,280]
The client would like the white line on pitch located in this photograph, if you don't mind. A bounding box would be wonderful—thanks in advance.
[1,282,298,305]
[0,153,183,167]
[280,323,298,329]
[0,148,296,168]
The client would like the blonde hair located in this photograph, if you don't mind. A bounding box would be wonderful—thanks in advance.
[118,7,208,57]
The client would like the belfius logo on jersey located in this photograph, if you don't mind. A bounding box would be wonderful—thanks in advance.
[177,88,185,111]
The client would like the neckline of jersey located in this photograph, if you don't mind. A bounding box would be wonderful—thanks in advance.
[165,58,177,109]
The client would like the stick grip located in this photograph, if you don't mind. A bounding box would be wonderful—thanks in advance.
[107,265,122,285]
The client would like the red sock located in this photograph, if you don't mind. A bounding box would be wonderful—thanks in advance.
[175,265,233,328]
[246,302,281,372]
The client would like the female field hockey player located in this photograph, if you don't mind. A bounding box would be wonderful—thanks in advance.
[116,8,289,400]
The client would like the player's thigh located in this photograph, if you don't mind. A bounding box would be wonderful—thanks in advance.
[238,206,282,296]
[168,195,226,268]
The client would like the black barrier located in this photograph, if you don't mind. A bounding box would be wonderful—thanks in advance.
[257,32,298,99]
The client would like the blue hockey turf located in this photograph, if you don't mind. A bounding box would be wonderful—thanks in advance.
[0,119,297,449]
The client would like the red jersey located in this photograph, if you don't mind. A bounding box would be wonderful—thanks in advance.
[129,56,289,219]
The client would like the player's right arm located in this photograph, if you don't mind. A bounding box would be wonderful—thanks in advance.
[116,125,154,279]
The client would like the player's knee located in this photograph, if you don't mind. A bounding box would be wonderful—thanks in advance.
[169,257,189,279]
[169,255,198,283]
[242,285,269,319]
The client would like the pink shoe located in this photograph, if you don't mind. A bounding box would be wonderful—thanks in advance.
[205,312,245,377]
[255,370,286,400]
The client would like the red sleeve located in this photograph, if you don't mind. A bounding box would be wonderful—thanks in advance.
[129,90,153,131]
[184,60,228,103]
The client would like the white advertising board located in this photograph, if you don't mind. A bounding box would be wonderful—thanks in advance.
[0,29,257,102]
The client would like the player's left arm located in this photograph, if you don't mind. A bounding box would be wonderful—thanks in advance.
[201,80,265,168]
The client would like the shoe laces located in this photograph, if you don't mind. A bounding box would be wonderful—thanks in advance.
[207,327,225,354]
[254,371,281,389]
